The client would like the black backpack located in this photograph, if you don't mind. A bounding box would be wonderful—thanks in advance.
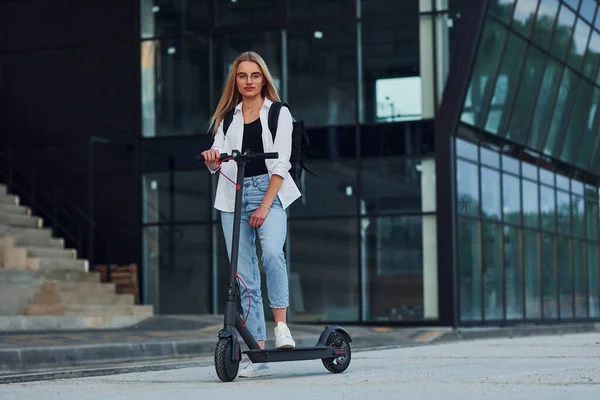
[222,102,316,189]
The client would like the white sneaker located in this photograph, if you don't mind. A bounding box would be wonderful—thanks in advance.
[274,322,296,349]
[238,362,272,378]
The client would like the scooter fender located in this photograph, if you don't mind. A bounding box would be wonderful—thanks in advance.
[218,329,241,362]
[316,326,352,346]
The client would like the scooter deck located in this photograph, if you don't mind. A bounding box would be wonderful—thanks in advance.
[243,345,347,363]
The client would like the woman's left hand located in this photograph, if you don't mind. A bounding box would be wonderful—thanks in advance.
[250,206,269,227]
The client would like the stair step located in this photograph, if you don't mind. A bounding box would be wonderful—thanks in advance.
[14,236,64,249]
[33,257,88,272]
[60,293,135,305]
[0,194,19,205]
[56,281,116,293]
[64,304,152,317]
[0,213,43,228]
[0,184,6,196]
[0,269,100,283]
[0,224,52,240]
[27,247,76,259]
[0,204,30,215]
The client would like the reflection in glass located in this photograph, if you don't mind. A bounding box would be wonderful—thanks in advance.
[544,69,578,157]
[288,24,356,126]
[542,233,558,318]
[502,154,520,175]
[580,0,597,24]
[527,60,562,150]
[558,237,573,318]
[484,33,527,136]
[289,0,354,19]
[216,0,277,26]
[459,217,481,321]
[364,215,438,322]
[556,190,571,234]
[481,167,501,220]
[457,160,480,216]
[572,194,585,237]
[504,226,523,319]
[490,0,517,23]
[589,244,599,316]
[550,5,576,61]
[511,0,540,37]
[522,179,540,228]
[482,222,502,320]
[456,138,479,161]
[288,218,359,322]
[540,185,556,232]
[574,240,587,318]
[531,0,560,50]
[506,45,546,143]
[574,88,600,169]
[503,173,521,225]
[524,229,541,318]
[480,147,500,168]
[585,196,598,239]
[461,19,507,127]
[582,30,600,81]
[560,81,594,164]
[567,17,591,70]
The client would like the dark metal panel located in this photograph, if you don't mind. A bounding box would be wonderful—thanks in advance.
[433,0,489,327]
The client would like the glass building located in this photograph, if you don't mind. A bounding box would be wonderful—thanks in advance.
[138,0,600,327]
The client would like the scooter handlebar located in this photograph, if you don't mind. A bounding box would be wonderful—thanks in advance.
[196,151,279,162]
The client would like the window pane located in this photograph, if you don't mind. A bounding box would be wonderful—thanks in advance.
[559,81,594,164]
[483,222,503,320]
[364,215,438,322]
[574,240,587,318]
[523,179,540,228]
[572,194,585,237]
[580,0,598,24]
[461,19,507,127]
[503,173,522,225]
[141,0,211,39]
[556,190,571,234]
[361,157,436,215]
[289,0,354,19]
[527,60,563,150]
[550,4,576,61]
[141,37,210,138]
[542,233,558,318]
[563,0,581,12]
[582,30,600,82]
[524,229,542,318]
[457,160,480,216]
[540,185,556,232]
[504,226,524,319]
[288,126,357,218]
[145,224,212,314]
[588,244,599,317]
[585,196,598,239]
[502,154,520,174]
[574,87,600,169]
[531,0,560,50]
[490,0,517,23]
[567,18,591,70]
[543,69,578,157]
[558,236,573,318]
[456,137,479,162]
[362,1,420,124]
[506,45,546,143]
[484,33,527,136]
[481,167,501,220]
[481,146,500,168]
[458,217,481,321]
[289,218,359,322]
[511,0,540,37]
[288,23,356,126]
[216,0,278,26]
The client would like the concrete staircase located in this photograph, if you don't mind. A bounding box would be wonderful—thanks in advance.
[0,183,153,330]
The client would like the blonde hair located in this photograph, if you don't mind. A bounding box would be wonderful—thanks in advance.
[209,51,281,135]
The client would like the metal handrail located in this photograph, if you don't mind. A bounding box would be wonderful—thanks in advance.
[0,142,113,280]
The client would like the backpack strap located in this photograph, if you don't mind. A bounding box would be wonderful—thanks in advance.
[222,108,235,135]
[267,102,289,142]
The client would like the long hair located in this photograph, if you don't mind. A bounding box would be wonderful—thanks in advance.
[209,51,281,135]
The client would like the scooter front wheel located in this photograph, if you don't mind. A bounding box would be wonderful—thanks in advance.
[214,338,240,382]
[322,331,351,373]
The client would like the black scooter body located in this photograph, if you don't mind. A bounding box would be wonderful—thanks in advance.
[197,150,352,382]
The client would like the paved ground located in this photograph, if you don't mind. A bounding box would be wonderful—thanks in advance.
[1,332,599,399]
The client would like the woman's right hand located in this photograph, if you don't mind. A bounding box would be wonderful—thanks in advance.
[202,149,221,166]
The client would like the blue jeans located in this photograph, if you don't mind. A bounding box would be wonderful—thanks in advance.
[220,173,289,341]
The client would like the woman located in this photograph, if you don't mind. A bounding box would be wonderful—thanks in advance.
[201,51,301,378]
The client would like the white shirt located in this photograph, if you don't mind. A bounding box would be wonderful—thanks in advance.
[208,97,302,212]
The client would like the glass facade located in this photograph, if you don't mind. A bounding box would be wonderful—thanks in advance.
[138,0,600,326]
[455,0,600,323]
[139,0,458,323]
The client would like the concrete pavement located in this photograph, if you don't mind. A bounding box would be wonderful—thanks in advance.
[1,331,599,399]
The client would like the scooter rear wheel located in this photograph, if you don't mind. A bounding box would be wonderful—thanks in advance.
[214,338,240,382]
[322,331,351,373]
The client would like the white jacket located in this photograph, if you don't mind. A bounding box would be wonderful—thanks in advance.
[208,97,302,212]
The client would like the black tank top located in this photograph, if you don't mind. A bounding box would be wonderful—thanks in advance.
[241,118,269,177]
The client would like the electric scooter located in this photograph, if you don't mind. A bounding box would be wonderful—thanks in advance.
[197,149,352,382]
